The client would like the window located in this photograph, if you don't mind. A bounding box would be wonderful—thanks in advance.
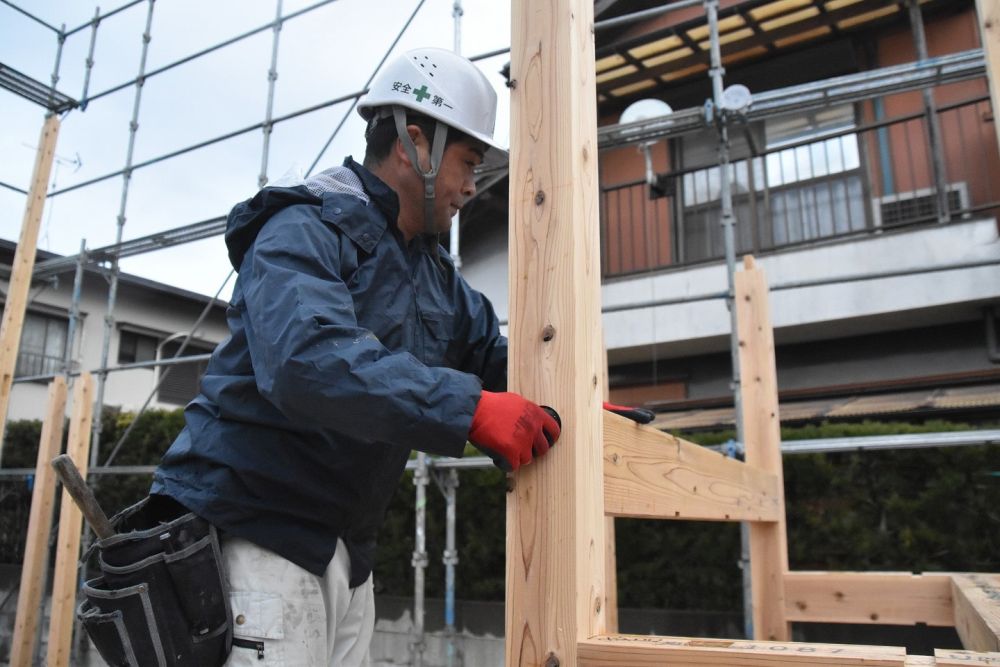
[677,104,868,262]
[118,330,159,365]
[17,312,67,377]
[156,340,213,406]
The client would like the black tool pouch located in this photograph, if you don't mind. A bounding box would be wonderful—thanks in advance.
[77,495,232,667]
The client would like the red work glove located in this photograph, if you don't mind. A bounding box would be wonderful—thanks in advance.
[603,401,656,424]
[469,391,561,472]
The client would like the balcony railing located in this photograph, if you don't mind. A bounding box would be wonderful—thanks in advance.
[600,92,1000,279]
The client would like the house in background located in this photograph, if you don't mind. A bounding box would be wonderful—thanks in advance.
[0,239,229,423]
[459,0,1000,432]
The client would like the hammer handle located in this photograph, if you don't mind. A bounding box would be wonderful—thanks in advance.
[51,454,115,540]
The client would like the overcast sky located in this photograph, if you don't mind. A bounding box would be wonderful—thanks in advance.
[0,0,512,300]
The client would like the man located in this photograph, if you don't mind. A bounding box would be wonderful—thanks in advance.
[151,47,559,666]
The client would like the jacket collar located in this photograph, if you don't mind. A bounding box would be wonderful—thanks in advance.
[344,157,400,224]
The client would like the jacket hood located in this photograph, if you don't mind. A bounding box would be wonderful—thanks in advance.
[225,157,401,271]
[225,185,320,271]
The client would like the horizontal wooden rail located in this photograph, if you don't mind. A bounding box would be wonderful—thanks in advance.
[784,572,954,627]
[603,412,780,521]
[951,574,1000,652]
[579,634,908,666]
[933,648,1000,665]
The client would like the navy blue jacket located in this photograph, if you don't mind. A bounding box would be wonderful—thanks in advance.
[152,158,507,584]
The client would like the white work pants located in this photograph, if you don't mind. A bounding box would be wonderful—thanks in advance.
[222,536,374,667]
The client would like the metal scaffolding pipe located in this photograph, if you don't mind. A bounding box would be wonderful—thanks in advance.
[0,0,60,33]
[411,453,429,667]
[909,0,950,224]
[442,468,459,667]
[90,0,156,470]
[80,0,342,105]
[594,0,702,31]
[258,0,283,188]
[65,0,145,37]
[598,49,986,150]
[12,352,214,385]
[62,239,87,376]
[705,0,751,639]
[306,0,427,176]
[79,5,101,109]
[1,427,998,480]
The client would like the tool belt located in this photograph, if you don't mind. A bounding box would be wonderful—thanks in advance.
[77,495,233,667]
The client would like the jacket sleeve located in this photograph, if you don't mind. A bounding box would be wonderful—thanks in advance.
[237,206,480,457]
[449,272,508,392]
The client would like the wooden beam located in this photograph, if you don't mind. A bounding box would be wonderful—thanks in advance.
[977,0,1000,156]
[603,412,780,521]
[46,373,95,667]
[602,340,619,634]
[951,574,1000,652]
[0,114,60,462]
[934,648,1000,665]
[505,0,604,665]
[735,255,791,641]
[9,378,68,667]
[784,572,953,627]
[579,634,908,666]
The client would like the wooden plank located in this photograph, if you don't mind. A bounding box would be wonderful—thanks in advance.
[505,0,604,664]
[736,255,791,641]
[0,114,60,461]
[578,634,907,666]
[784,571,954,626]
[602,339,619,634]
[603,412,780,521]
[46,372,95,667]
[952,574,1000,652]
[604,514,619,634]
[8,378,68,667]
[935,648,1000,665]
[977,0,1000,156]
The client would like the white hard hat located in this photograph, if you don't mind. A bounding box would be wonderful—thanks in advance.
[358,47,507,168]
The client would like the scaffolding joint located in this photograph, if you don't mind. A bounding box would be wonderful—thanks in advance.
[411,551,429,568]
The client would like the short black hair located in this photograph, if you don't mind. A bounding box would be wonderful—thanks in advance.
[362,109,472,168]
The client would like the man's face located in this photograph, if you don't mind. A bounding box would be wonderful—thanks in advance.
[426,138,484,235]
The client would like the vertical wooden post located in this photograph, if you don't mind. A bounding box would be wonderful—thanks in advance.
[977,0,1000,153]
[46,372,95,667]
[735,256,790,641]
[9,377,68,667]
[506,0,605,664]
[602,338,619,634]
[0,114,61,463]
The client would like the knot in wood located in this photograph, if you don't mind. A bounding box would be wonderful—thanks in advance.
[541,325,556,342]
[534,190,546,205]
[544,653,560,667]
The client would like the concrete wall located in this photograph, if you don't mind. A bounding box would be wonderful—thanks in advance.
[602,217,1000,363]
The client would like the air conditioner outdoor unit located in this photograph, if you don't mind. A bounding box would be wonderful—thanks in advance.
[871,181,970,228]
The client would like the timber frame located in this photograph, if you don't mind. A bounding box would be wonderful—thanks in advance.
[504,1,1000,665]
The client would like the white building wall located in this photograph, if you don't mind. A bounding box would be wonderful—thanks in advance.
[602,217,1000,361]
[460,217,1000,364]
[4,269,229,422]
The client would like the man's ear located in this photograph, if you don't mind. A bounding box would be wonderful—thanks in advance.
[396,124,429,170]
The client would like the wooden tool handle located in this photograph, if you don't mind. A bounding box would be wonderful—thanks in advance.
[51,454,115,540]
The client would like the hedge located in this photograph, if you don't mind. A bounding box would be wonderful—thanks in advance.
[2,411,997,611]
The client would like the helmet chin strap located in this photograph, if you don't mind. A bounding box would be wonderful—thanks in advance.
[391,106,449,239]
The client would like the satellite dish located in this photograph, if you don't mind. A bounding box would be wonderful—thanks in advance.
[619,98,673,125]
[720,84,753,113]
